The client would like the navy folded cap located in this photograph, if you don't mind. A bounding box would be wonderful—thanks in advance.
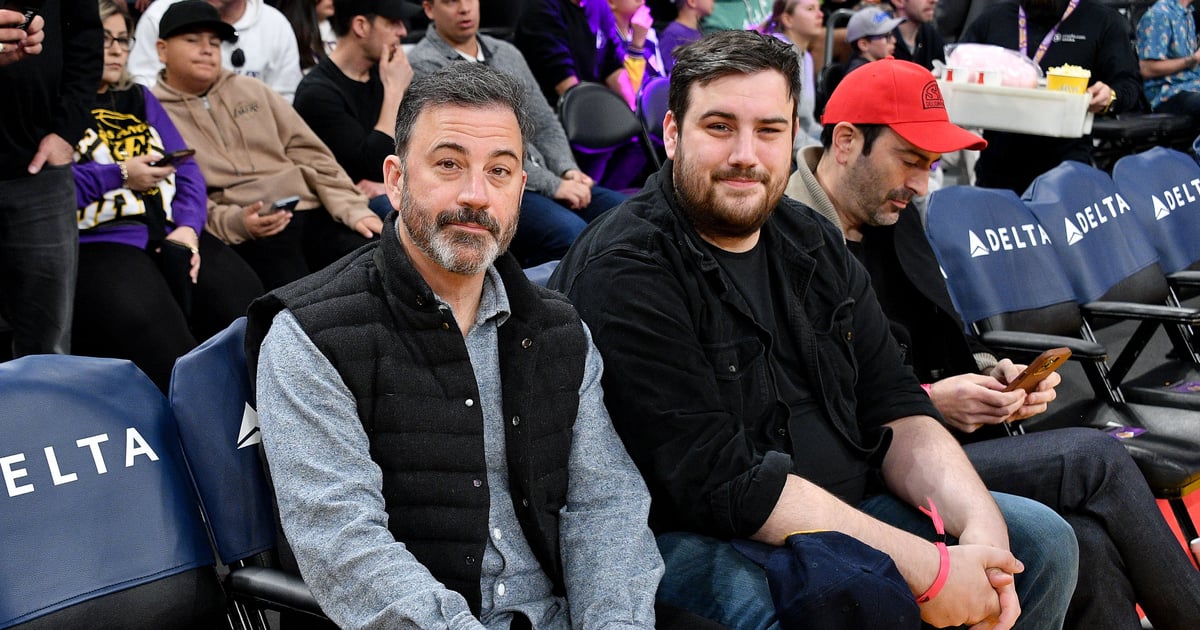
[732,531,920,630]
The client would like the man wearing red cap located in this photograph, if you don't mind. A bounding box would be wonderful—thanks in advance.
[551,32,1077,630]
[787,57,1200,630]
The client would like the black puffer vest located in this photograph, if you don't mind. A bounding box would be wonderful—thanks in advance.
[247,220,587,613]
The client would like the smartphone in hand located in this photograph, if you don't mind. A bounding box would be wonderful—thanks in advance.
[258,195,301,217]
[149,148,196,167]
[4,0,44,31]
[1003,347,1072,393]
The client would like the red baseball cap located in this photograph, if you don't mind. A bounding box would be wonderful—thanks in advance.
[822,58,987,153]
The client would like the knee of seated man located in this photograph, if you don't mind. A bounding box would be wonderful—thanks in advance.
[994,492,1080,585]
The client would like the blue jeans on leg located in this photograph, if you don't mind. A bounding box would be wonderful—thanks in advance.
[656,531,780,630]
[512,186,626,267]
[859,491,1078,630]
[0,165,77,356]
[656,490,1077,630]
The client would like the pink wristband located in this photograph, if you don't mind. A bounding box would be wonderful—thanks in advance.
[916,497,950,603]
[920,383,932,395]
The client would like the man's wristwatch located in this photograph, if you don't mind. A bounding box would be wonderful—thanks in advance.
[1101,90,1117,115]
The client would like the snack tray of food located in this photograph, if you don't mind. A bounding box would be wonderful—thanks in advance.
[936,80,1094,138]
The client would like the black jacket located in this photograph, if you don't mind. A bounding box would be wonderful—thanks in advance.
[550,164,939,539]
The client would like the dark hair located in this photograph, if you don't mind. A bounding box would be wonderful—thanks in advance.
[819,123,886,154]
[393,63,532,160]
[668,30,801,126]
[277,0,327,70]
[329,7,364,37]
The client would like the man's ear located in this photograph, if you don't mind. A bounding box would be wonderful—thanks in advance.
[383,154,404,209]
[663,110,678,160]
[157,39,168,65]
[830,122,857,163]
[352,14,371,38]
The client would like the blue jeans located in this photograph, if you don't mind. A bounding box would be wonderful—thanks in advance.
[656,492,1078,630]
[0,165,77,356]
[512,186,626,267]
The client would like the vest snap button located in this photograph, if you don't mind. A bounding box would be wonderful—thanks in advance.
[728,364,736,373]
[465,555,475,565]
[522,498,530,507]
[442,322,450,330]
[473,479,482,487]
[511,416,520,426]
[521,338,532,348]
[465,398,474,407]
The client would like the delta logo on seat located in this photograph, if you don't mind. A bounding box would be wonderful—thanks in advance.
[1057,194,1132,246]
[967,193,1132,257]
[1,428,160,498]
[1143,178,1200,221]
[968,223,1052,257]
[237,403,260,450]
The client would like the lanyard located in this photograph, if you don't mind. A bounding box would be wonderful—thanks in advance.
[1018,0,1081,65]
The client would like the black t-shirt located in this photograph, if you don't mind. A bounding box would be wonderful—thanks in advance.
[891,22,948,70]
[706,234,872,503]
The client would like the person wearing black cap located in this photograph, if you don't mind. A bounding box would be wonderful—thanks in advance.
[151,0,382,291]
[127,0,304,103]
[552,31,1077,630]
[293,0,420,219]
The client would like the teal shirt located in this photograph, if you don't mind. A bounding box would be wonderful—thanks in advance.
[1137,0,1200,108]
[703,0,773,31]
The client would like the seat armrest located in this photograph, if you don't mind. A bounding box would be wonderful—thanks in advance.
[978,331,1107,361]
[1167,270,1200,290]
[228,566,324,617]
[1082,300,1200,326]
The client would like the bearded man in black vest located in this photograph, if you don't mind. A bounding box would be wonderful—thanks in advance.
[244,63,677,630]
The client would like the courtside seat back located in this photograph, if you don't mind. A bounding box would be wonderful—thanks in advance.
[925,185,1079,330]
[170,316,276,565]
[0,356,214,628]
[1113,147,1200,274]
[1024,160,1163,304]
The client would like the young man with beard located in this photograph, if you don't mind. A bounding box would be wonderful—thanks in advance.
[890,0,947,69]
[245,63,672,630]
[785,57,1200,630]
[550,30,1076,630]
[293,0,420,218]
[960,0,1140,192]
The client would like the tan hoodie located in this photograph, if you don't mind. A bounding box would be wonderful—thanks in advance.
[152,70,373,244]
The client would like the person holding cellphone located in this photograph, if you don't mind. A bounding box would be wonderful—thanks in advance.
[785,58,1200,629]
[71,0,263,391]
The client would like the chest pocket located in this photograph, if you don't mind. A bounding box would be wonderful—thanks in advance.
[704,336,770,424]
[812,298,859,399]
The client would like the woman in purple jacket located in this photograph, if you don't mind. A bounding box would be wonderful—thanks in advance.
[71,0,262,391]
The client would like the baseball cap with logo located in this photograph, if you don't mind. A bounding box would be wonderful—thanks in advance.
[822,57,988,153]
[732,531,921,630]
[333,0,422,22]
[159,0,238,42]
[845,7,905,43]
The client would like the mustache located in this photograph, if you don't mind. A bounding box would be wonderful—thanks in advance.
[713,167,768,183]
[887,188,913,205]
[436,207,500,236]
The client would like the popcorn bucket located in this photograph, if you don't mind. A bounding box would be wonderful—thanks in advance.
[1046,67,1090,94]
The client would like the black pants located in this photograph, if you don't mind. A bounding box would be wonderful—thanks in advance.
[231,208,373,291]
[73,232,263,392]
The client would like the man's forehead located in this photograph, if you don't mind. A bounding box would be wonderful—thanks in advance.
[413,104,522,154]
[685,71,793,117]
